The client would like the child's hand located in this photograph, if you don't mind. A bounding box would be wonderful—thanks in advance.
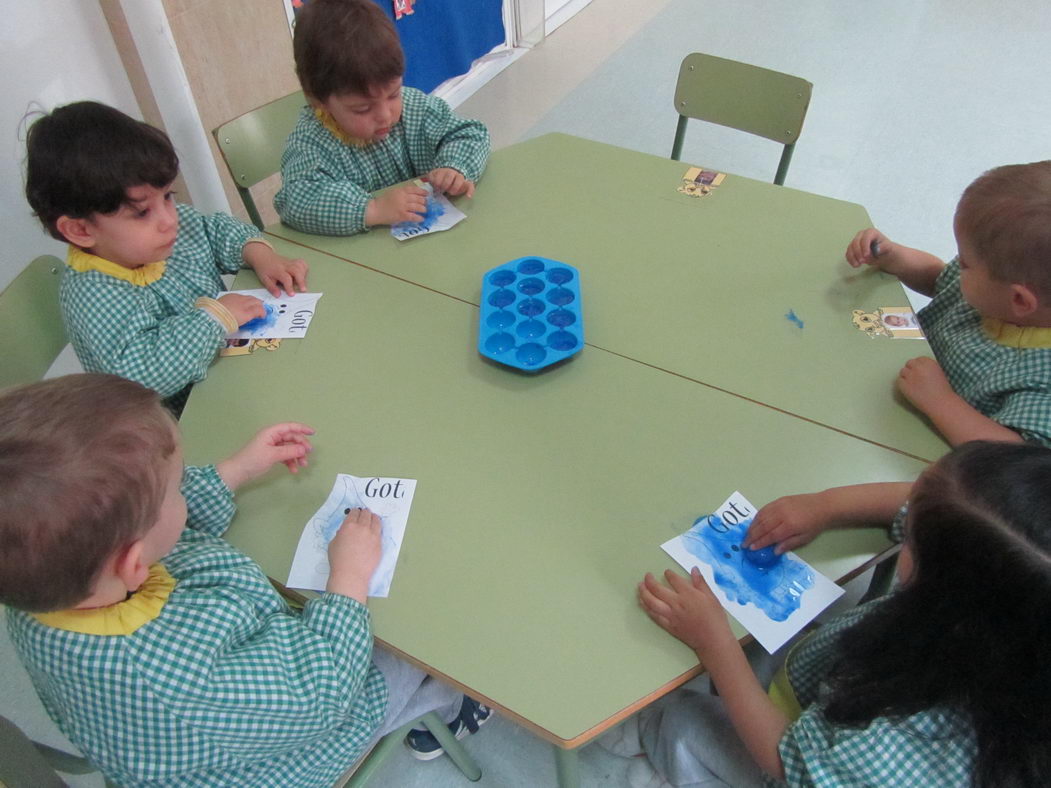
[897,356,954,414]
[845,228,893,269]
[215,422,314,491]
[244,244,309,297]
[427,167,475,198]
[218,293,267,326]
[639,568,736,658]
[744,493,830,554]
[325,507,382,603]
[365,184,429,227]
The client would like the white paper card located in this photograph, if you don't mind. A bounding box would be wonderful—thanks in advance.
[225,290,323,339]
[390,186,466,241]
[661,491,844,653]
[287,474,416,597]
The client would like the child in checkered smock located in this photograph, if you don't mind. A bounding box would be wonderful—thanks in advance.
[845,161,1051,447]
[618,441,1051,787]
[24,102,310,413]
[274,0,490,236]
[0,375,483,787]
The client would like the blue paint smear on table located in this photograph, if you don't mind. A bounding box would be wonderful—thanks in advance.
[785,309,804,329]
[239,303,276,334]
[682,514,814,622]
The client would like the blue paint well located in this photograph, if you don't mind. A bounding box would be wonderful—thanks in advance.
[785,309,804,329]
[682,514,813,622]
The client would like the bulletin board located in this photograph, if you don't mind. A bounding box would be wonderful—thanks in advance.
[287,0,505,94]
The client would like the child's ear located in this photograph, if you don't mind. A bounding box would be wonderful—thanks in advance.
[55,215,97,248]
[1010,283,1040,319]
[113,539,150,592]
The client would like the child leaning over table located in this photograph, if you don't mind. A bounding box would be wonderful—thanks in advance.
[24,101,309,414]
[606,441,1051,788]
[0,374,490,786]
[274,0,490,236]
[846,160,1051,446]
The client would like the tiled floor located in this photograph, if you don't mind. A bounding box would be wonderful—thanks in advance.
[7,0,1051,785]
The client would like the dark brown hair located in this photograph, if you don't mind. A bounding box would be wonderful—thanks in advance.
[0,374,177,612]
[955,160,1051,301]
[24,101,179,241]
[293,0,405,101]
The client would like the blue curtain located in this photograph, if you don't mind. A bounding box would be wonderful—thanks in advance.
[374,1,505,93]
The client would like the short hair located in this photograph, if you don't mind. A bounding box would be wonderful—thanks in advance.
[24,101,179,241]
[0,374,177,612]
[954,160,1051,301]
[293,0,405,102]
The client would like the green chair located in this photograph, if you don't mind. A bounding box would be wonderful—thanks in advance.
[213,91,307,230]
[670,53,812,185]
[0,256,66,390]
[0,714,101,788]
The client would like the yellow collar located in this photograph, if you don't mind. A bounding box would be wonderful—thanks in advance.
[982,317,1051,348]
[32,564,176,635]
[67,246,166,287]
[314,108,374,148]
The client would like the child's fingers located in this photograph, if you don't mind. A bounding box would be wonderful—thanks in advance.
[638,578,671,618]
[290,260,309,292]
[464,181,476,198]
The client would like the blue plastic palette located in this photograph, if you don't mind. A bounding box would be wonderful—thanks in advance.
[478,256,584,371]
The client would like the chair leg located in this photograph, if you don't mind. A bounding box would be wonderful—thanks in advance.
[670,115,689,161]
[238,186,265,231]
[859,553,899,604]
[774,143,795,186]
[418,711,482,781]
[341,721,416,788]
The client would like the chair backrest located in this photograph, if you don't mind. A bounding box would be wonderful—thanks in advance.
[0,256,66,390]
[671,52,812,185]
[0,714,97,788]
[213,90,307,230]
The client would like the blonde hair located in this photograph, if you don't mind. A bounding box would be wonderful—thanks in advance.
[0,374,176,612]
[955,160,1051,301]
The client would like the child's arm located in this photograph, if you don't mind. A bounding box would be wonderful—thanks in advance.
[744,482,913,553]
[241,241,309,298]
[214,422,314,491]
[408,89,489,195]
[845,229,945,297]
[639,568,789,779]
[897,357,1025,444]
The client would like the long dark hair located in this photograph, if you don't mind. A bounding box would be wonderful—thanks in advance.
[821,441,1051,788]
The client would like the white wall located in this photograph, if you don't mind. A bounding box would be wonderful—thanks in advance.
[0,1,139,291]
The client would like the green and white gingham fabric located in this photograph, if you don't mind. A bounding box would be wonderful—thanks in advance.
[6,465,387,787]
[274,87,490,236]
[771,598,977,787]
[59,204,260,402]
[919,259,1051,445]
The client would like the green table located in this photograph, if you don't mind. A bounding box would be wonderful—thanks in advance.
[269,133,948,464]
[181,241,927,786]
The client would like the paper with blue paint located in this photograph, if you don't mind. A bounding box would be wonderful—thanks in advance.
[390,181,466,241]
[286,474,417,597]
[661,491,843,653]
[225,289,324,340]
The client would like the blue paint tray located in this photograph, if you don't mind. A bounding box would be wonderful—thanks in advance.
[478,257,584,371]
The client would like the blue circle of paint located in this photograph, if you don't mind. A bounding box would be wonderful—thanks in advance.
[547,309,576,328]
[484,333,515,354]
[517,258,545,275]
[518,277,544,296]
[518,298,545,317]
[743,545,781,569]
[546,267,573,285]
[486,310,514,330]
[489,270,516,287]
[516,319,545,339]
[548,331,578,351]
[547,287,575,306]
[489,289,515,308]
[515,343,547,366]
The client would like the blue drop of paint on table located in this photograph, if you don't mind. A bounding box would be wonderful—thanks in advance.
[743,545,781,569]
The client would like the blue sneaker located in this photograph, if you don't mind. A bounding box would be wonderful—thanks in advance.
[404,696,493,761]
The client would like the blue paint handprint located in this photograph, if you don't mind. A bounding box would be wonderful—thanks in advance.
[682,513,813,622]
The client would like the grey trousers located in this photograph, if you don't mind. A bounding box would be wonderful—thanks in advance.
[367,644,462,746]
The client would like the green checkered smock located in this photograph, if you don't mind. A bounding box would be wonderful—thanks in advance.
[59,204,260,409]
[274,87,490,236]
[918,259,1051,445]
[770,515,976,786]
[6,465,388,788]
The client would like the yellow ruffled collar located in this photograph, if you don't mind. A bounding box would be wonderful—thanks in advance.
[982,317,1051,349]
[314,108,374,148]
[67,246,166,287]
[32,564,176,635]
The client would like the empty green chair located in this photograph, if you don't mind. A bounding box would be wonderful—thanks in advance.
[213,91,307,230]
[0,714,101,788]
[0,256,66,390]
[670,53,812,185]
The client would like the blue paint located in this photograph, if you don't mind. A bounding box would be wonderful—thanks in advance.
[392,192,447,234]
[682,514,814,622]
[239,303,277,333]
[785,309,804,329]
